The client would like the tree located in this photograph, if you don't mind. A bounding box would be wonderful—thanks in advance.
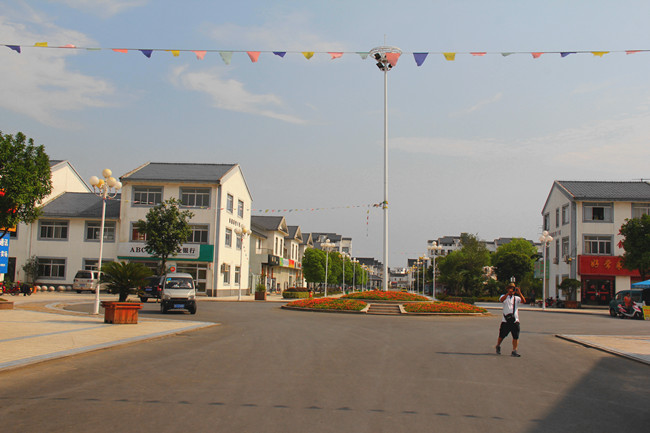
[0,131,52,236]
[302,248,326,283]
[135,198,193,274]
[21,255,39,284]
[620,214,650,280]
[101,261,153,302]
[437,234,491,296]
[559,278,581,301]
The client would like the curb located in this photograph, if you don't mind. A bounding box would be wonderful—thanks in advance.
[556,334,650,366]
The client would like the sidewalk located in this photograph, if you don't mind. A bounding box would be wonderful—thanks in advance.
[0,293,216,372]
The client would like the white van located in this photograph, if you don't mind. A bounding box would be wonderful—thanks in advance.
[73,270,101,293]
[160,272,197,314]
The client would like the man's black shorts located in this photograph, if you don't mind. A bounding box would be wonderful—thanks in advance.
[499,321,520,339]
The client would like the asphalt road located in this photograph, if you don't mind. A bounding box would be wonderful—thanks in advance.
[1,302,648,433]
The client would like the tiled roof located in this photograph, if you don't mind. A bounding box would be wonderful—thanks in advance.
[556,181,650,201]
[122,162,237,183]
[42,192,121,219]
[251,215,285,232]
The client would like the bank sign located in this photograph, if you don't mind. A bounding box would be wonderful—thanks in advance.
[0,232,9,273]
[118,243,201,260]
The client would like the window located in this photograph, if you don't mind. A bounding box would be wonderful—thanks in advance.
[555,208,560,227]
[225,228,232,247]
[238,200,244,218]
[555,238,560,259]
[187,225,209,244]
[543,214,550,231]
[560,238,569,258]
[85,221,116,242]
[236,233,242,250]
[83,259,111,271]
[131,223,147,241]
[235,266,241,284]
[223,264,231,284]
[584,235,612,255]
[39,220,68,240]
[583,202,612,222]
[562,205,570,225]
[180,187,210,208]
[226,194,234,213]
[632,203,650,219]
[38,258,66,278]
[132,186,162,206]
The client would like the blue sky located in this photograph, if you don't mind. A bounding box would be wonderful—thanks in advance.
[2,1,650,266]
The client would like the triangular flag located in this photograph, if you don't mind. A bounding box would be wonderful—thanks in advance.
[592,51,609,57]
[560,52,576,57]
[302,52,314,60]
[501,52,514,57]
[273,52,286,57]
[532,52,544,59]
[193,50,207,60]
[113,49,128,53]
[171,50,180,57]
[385,52,400,66]
[219,51,232,64]
[470,52,486,56]
[86,48,101,51]
[140,49,153,58]
[626,50,641,55]
[328,52,343,59]
[60,44,76,48]
[6,45,21,53]
[413,52,428,66]
[443,52,456,61]
[357,52,369,59]
[34,42,48,47]
[247,51,261,62]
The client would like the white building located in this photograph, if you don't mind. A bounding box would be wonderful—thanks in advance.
[541,180,650,305]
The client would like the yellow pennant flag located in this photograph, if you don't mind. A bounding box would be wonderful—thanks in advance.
[592,51,609,57]
[34,42,48,47]
[171,50,180,57]
[302,52,314,60]
[443,52,456,61]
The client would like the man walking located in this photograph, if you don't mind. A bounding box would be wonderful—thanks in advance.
[496,283,525,357]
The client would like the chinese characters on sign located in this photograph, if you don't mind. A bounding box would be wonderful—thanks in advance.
[579,255,639,277]
[0,233,10,273]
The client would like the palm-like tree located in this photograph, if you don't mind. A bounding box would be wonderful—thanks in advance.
[101,261,153,302]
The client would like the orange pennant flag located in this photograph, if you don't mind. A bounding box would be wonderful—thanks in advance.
[470,52,486,56]
[531,52,544,59]
[192,50,206,60]
[247,51,261,62]
[113,49,128,53]
[328,52,343,59]
[385,52,400,66]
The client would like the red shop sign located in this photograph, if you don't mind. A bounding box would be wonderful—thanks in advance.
[578,255,640,277]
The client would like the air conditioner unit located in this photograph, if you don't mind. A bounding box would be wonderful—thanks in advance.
[564,255,573,264]
[553,257,559,264]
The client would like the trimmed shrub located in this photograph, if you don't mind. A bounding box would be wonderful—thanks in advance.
[282,291,311,299]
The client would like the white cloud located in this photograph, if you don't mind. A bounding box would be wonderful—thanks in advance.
[49,0,148,17]
[0,15,115,128]
[170,66,305,124]
[391,135,508,159]
[451,92,503,117]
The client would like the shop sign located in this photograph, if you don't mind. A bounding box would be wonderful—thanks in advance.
[0,232,9,273]
[578,255,640,277]
[119,243,201,259]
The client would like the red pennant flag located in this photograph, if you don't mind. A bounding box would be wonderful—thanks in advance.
[247,51,261,62]
[113,49,128,53]
[385,52,400,66]
[532,52,544,59]
[471,52,486,56]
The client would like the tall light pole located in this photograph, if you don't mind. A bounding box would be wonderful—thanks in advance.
[89,169,122,315]
[352,258,359,291]
[421,256,426,296]
[370,45,401,292]
[539,231,553,311]
[322,239,335,297]
[428,242,442,298]
[235,227,250,301]
[341,251,347,294]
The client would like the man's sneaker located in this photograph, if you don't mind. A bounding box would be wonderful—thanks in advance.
[495,345,501,355]
[511,351,521,357]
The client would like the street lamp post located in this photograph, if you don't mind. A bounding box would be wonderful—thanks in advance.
[370,45,401,292]
[235,227,250,301]
[421,257,426,296]
[321,239,335,297]
[428,242,442,298]
[539,231,554,311]
[341,252,347,294]
[89,169,122,315]
[352,258,359,291]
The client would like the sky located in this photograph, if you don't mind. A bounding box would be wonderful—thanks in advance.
[2,0,650,267]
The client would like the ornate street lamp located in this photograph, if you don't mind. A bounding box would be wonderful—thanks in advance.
[89,169,122,315]
[235,227,251,301]
[428,242,443,298]
[539,231,554,310]
[369,45,401,291]
[351,257,359,291]
[321,239,335,297]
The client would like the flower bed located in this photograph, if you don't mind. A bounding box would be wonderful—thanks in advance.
[285,298,367,311]
[403,301,488,314]
[342,290,429,302]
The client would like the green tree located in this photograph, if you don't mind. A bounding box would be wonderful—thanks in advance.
[21,255,39,284]
[620,215,650,280]
[437,234,491,296]
[135,198,193,274]
[101,261,153,302]
[0,131,52,235]
[302,248,326,283]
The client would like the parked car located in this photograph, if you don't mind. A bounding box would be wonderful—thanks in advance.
[72,270,103,293]
[138,276,163,302]
[609,289,644,317]
[159,273,197,314]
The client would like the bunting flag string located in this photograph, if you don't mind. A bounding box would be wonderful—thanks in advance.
[3,42,650,66]
[251,203,384,214]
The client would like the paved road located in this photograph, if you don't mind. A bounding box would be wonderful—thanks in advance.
[1,302,648,433]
